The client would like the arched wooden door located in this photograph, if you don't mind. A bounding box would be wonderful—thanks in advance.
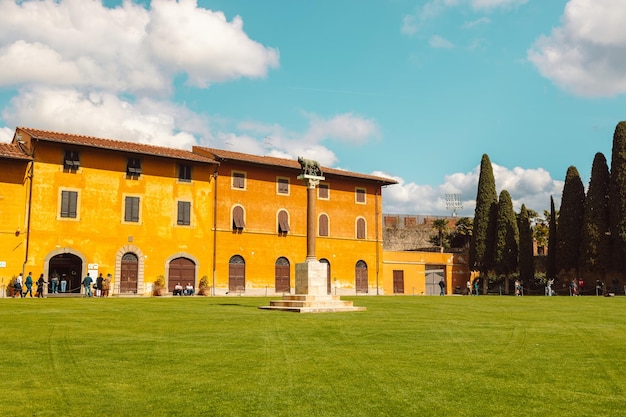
[168,257,196,293]
[355,260,368,294]
[228,255,245,293]
[320,258,331,294]
[48,253,82,293]
[120,253,139,294]
[275,257,290,293]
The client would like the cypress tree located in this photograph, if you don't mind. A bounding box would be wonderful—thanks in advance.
[546,196,557,280]
[469,154,498,293]
[494,190,519,294]
[556,166,585,277]
[580,153,610,280]
[609,121,626,276]
[518,204,535,286]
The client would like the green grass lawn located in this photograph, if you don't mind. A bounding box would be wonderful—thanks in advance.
[1,295,624,417]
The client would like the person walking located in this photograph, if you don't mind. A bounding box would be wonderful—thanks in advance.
[473,277,480,296]
[82,274,93,297]
[466,279,472,296]
[36,274,46,298]
[438,278,446,296]
[23,272,33,297]
[13,273,23,298]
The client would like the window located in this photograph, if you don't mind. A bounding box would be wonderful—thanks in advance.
[63,150,80,171]
[233,206,245,230]
[319,214,329,237]
[178,164,192,182]
[60,190,78,218]
[356,218,366,239]
[278,210,290,234]
[356,188,366,204]
[232,172,246,189]
[124,196,140,223]
[177,201,191,225]
[127,158,142,177]
[277,178,289,195]
[318,183,329,199]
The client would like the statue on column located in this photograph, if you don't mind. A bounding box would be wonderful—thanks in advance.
[297,156,323,177]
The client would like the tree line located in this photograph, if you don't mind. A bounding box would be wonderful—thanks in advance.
[463,121,626,294]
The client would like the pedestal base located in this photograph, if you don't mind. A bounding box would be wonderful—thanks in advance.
[259,261,366,313]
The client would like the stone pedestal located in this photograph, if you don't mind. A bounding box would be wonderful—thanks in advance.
[260,260,366,313]
[295,261,327,295]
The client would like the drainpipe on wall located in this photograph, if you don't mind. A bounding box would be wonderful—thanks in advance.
[211,169,218,296]
[22,162,34,277]
[375,186,380,296]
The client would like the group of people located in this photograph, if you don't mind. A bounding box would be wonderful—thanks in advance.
[466,278,480,296]
[81,273,112,297]
[173,282,194,296]
[12,272,47,298]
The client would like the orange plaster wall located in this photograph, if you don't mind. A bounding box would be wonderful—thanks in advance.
[21,138,215,294]
[0,159,29,285]
[212,161,385,294]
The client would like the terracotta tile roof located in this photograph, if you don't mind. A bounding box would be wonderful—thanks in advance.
[18,127,218,164]
[194,146,397,185]
[0,142,32,161]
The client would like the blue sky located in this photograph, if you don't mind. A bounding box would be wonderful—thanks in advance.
[1,0,624,217]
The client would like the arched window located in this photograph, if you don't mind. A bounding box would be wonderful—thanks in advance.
[232,206,245,231]
[356,218,366,239]
[319,214,329,237]
[278,210,290,235]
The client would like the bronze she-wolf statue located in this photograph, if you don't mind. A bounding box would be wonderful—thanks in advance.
[297,156,323,177]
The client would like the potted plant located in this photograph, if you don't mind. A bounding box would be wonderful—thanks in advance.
[198,275,210,296]
[153,275,165,296]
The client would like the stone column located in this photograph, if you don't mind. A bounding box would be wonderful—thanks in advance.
[305,177,319,261]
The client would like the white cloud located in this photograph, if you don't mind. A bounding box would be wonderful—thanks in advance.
[463,17,491,28]
[302,112,381,145]
[0,0,279,93]
[380,162,562,216]
[2,87,206,149]
[429,35,454,49]
[528,0,626,97]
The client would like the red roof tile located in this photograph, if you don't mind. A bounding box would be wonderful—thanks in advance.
[0,142,31,161]
[18,127,218,164]
[194,146,397,185]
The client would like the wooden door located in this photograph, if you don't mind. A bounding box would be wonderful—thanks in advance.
[168,257,195,292]
[275,257,290,293]
[355,260,368,293]
[393,270,404,294]
[120,253,138,294]
[228,255,245,293]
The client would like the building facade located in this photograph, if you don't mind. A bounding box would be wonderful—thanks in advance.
[0,127,469,297]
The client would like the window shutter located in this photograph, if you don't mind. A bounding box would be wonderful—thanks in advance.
[319,214,329,236]
[357,218,365,239]
[233,206,245,229]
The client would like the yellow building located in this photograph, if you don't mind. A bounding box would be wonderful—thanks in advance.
[1,127,469,297]
[6,127,218,295]
[0,143,31,291]
[193,147,396,296]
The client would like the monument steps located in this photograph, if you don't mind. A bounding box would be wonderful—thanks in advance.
[259,294,366,313]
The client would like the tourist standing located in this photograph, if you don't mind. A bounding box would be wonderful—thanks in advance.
[82,274,93,297]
